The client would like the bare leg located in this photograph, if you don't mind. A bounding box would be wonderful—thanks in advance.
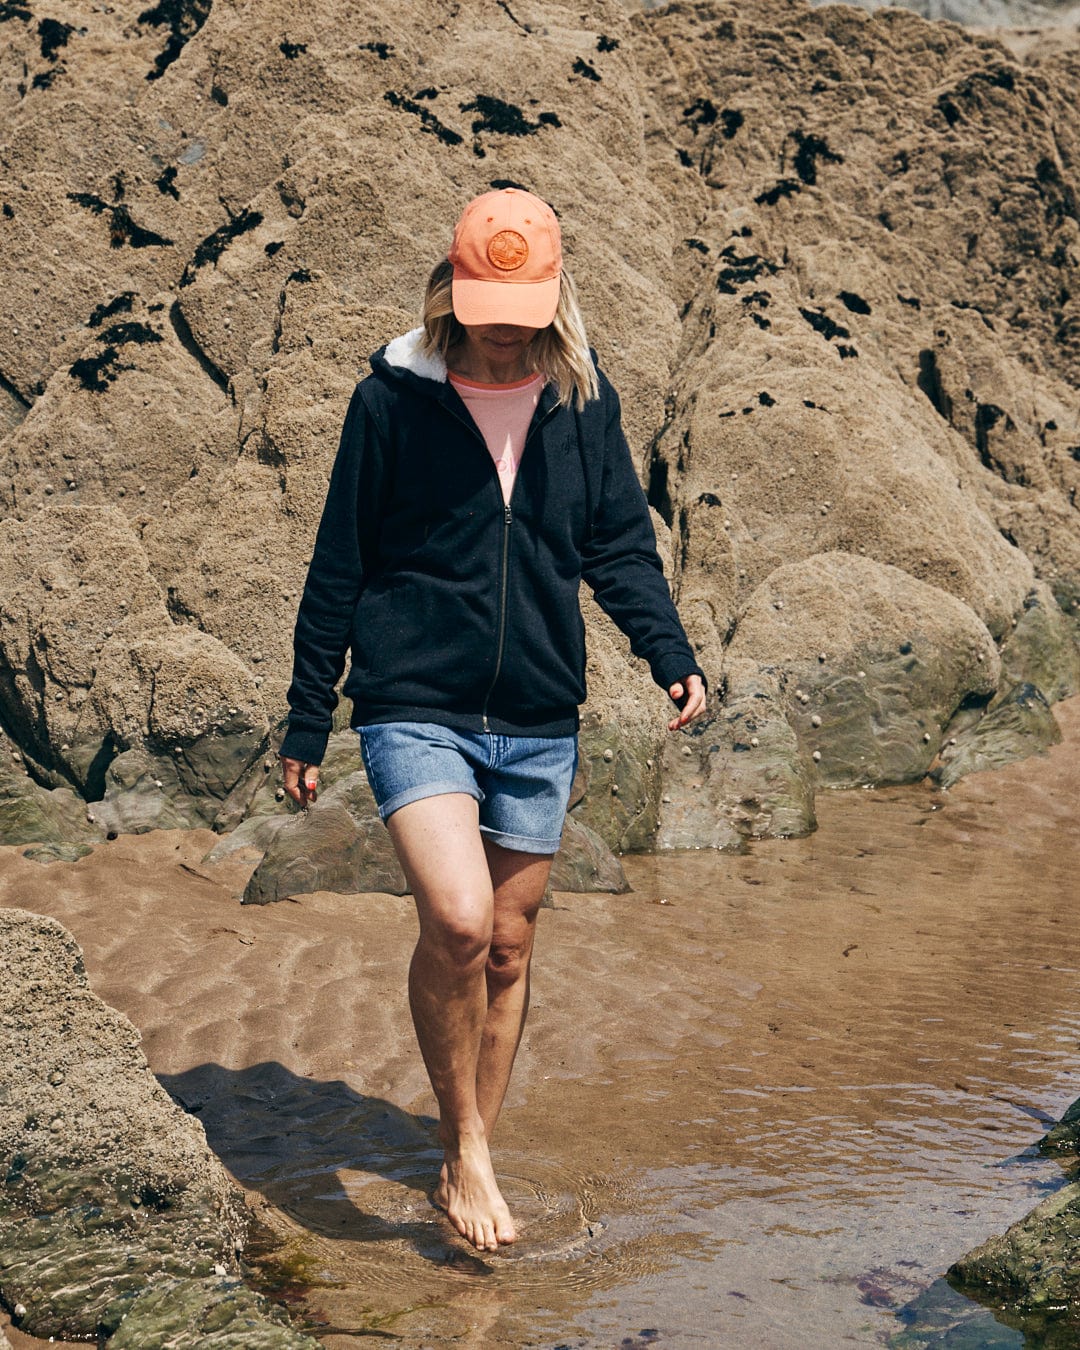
[387,794,514,1251]
[475,839,553,1139]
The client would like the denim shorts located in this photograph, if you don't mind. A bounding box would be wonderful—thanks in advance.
[356,721,578,856]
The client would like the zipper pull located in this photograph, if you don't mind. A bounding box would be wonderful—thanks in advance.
[505,504,513,526]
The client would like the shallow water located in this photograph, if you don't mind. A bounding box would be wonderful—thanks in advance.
[3,702,1078,1348]
[197,706,1080,1347]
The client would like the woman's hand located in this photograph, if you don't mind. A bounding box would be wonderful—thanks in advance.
[280,755,319,807]
[667,673,707,731]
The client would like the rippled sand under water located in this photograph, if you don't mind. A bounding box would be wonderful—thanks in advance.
[2,701,1078,1348]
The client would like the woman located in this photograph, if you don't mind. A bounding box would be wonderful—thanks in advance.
[279,188,706,1253]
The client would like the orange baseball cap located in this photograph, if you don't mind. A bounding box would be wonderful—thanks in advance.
[449,188,562,329]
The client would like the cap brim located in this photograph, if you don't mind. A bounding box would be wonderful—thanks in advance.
[452,275,560,329]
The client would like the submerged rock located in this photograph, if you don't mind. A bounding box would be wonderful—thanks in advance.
[947,1183,1080,1329]
[0,908,313,1346]
[941,1096,1080,1340]
[1042,1098,1080,1155]
[107,1274,318,1349]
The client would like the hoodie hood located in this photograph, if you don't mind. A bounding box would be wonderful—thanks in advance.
[373,327,447,387]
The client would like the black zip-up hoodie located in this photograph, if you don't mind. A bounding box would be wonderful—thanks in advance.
[280,329,705,766]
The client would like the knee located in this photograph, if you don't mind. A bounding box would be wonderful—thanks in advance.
[486,937,531,989]
[420,904,492,971]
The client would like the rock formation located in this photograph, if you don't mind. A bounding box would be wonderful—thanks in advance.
[0,907,317,1346]
[944,1094,1080,1341]
[0,0,1076,861]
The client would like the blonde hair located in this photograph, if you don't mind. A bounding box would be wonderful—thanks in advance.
[421,258,600,411]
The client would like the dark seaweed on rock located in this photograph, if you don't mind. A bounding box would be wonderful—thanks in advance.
[155,165,179,199]
[716,246,780,294]
[68,321,160,391]
[179,207,263,286]
[721,108,743,139]
[799,306,851,342]
[756,177,800,205]
[791,130,843,184]
[383,90,462,146]
[138,0,212,81]
[597,34,618,52]
[682,97,717,133]
[359,40,392,58]
[572,57,600,82]
[38,17,75,60]
[460,94,560,137]
[98,321,163,347]
[67,193,174,248]
[0,3,32,20]
[838,290,871,314]
[69,347,132,391]
[279,40,306,58]
[88,292,136,327]
[917,348,952,421]
[31,67,60,90]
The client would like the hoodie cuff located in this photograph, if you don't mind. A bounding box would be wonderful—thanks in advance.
[653,652,708,696]
[278,726,330,766]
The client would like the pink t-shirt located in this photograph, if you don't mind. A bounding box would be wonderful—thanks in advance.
[449,372,544,504]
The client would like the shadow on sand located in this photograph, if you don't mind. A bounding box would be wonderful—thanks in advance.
[159,1062,494,1274]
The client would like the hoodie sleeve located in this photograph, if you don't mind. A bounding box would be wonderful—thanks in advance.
[279,382,386,765]
[579,372,706,696]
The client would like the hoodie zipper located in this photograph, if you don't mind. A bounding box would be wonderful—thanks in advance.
[482,501,514,732]
[440,391,559,733]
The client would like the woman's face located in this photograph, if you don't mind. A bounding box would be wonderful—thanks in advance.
[460,322,541,358]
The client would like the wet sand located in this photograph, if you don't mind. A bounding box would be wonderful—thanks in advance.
[2,700,1078,1347]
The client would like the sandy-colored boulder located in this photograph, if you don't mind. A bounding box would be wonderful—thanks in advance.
[0,505,267,829]
[659,554,1001,845]
[0,907,315,1346]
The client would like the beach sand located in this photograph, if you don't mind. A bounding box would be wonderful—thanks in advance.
[2,700,1078,1345]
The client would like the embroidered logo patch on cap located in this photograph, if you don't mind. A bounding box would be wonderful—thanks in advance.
[487,229,529,271]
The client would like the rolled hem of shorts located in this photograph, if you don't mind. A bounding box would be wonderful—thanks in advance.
[479,824,563,856]
[378,780,483,822]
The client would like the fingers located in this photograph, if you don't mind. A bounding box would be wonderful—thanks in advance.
[667,674,708,731]
[280,756,319,807]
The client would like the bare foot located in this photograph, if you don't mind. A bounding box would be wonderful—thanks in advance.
[432,1129,516,1251]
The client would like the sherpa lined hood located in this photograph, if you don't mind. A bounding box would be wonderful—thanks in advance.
[376,327,448,385]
